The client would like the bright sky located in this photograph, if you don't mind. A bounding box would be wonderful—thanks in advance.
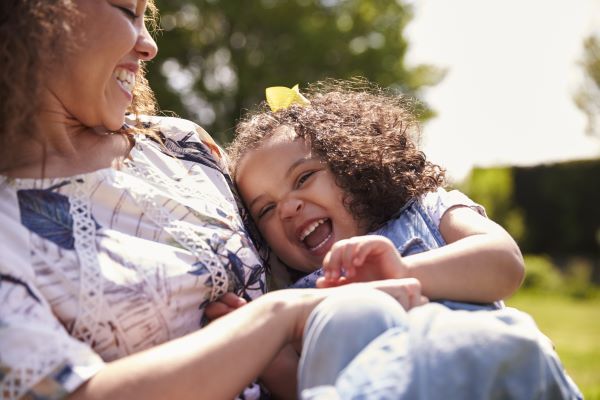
[405,0,600,183]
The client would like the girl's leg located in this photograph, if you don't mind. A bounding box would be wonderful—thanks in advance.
[298,288,408,393]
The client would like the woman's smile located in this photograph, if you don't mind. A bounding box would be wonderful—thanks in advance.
[114,67,136,99]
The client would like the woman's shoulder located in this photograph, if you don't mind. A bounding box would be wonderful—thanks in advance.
[131,115,225,163]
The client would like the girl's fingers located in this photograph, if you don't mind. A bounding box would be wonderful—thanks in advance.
[342,243,358,278]
[221,292,248,308]
[204,301,233,320]
[204,293,247,321]
[353,239,379,267]
[324,245,344,280]
[367,278,424,310]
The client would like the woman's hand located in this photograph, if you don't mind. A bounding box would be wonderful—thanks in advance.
[318,235,409,286]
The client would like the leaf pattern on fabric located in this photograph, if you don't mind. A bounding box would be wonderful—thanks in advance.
[226,250,266,301]
[17,182,101,250]
[157,130,223,173]
[226,250,246,293]
[148,122,268,266]
[185,206,231,231]
[188,260,212,279]
[0,273,41,303]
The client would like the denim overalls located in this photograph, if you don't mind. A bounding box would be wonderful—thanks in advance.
[290,198,501,311]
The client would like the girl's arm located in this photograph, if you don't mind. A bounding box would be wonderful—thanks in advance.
[70,281,425,400]
[260,344,300,399]
[404,205,524,302]
[319,206,524,303]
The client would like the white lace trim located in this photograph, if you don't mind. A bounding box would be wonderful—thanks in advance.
[70,179,104,346]
[131,136,237,215]
[0,337,98,400]
[117,166,229,302]
[2,353,61,399]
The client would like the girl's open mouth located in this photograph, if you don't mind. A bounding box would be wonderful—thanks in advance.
[300,218,333,252]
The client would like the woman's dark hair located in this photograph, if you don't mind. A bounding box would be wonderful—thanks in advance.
[229,79,446,232]
[0,0,159,172]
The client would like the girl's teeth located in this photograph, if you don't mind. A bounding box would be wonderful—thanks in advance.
[300,218,326,241]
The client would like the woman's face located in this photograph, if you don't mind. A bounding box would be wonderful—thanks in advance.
[46,0,158,131]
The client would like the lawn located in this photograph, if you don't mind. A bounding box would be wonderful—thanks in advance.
[506,291,600,399]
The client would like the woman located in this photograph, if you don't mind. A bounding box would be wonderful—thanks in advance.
[0,1,426,399]
[0,1,580,400]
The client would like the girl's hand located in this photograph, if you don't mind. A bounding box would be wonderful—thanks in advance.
[204,293,247,321]
[318,235,409,287]
[291,278,428,341]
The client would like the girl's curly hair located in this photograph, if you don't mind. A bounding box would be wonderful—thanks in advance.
[0,0,158,172]
[229,79,446,232]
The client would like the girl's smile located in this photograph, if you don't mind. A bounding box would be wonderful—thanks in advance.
[235,127,364,272]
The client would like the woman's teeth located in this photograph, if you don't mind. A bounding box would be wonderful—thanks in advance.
[299,218,327,241]
[115,68,135,94]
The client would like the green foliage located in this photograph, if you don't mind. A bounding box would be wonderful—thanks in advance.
[148,0,444,143]
[564,258,596,299]
[574,34,600,137]
[460,167,524,242]
[461,159,600,257]
[521,254,562,292]
[513,159,600,255]
[507,291,600,399]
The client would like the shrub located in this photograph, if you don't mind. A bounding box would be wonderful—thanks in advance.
[521,254,563,292]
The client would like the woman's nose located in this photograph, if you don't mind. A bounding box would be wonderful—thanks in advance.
[136,24,158,61]
[279,198,304,219]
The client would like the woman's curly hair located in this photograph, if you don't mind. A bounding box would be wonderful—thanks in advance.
[0,0,158,172]
[229,79,446,232]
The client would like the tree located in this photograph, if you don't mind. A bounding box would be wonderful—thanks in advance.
[149,0,444,144]
[574,35,600,137]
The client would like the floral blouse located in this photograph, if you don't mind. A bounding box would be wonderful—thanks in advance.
[0,117,266,399]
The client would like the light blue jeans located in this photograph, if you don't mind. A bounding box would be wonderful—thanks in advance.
[298,289,582,400]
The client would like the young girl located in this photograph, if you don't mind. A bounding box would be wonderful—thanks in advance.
[227,79,525,306]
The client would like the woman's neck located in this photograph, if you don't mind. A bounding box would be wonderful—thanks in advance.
[4,116,132,179]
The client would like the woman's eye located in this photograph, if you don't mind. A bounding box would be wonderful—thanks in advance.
[117,6,139,20]
[296,171,315,188]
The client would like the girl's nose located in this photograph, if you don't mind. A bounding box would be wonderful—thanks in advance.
[279,198,304,219]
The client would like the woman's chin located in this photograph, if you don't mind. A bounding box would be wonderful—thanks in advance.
[103,116,127,132]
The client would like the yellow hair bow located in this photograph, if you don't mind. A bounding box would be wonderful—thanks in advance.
[265,84,310,112]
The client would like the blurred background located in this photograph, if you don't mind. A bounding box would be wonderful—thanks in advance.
[147,0,600,396]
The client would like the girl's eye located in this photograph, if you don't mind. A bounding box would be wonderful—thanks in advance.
[117,6,139,20]
[257,204,275,220]
[296,171,316,188]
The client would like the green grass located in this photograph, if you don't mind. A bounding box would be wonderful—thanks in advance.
[507,291,600,399]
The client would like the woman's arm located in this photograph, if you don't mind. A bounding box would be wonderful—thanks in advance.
[70,280,425,400]
[70,290,304,400]
[205,293,299,399]
[405,205,525,302]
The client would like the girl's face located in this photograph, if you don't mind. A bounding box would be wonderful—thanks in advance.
[235,128,365,272]
[45,0,157,131]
